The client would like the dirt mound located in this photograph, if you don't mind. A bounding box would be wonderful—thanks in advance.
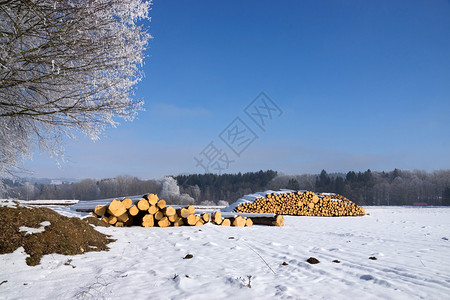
[0,205,115,266]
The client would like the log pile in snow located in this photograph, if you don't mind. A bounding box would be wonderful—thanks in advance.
[93,194,206,227]
[234,190,365,217]
[209,211,283,227]
[92,194,273,227]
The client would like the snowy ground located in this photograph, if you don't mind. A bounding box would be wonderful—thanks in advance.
[1,206,449,300]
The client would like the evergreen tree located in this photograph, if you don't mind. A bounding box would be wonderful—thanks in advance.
[443,187,450,206]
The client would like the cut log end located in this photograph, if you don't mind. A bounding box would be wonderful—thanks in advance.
[145,193,159,205]
[212,211,222,225]
[107,199,127,217]
[163,206,176,217]
[185,214,197,226]
[157,217,171,228]
[137,199,150,211]
[142,214,154,227]
[221,219,231,226]
[122,198,133,209]
[232,216,246,227]
[128,205,139,216]
[201,213,210,223]
[94,205,107,217]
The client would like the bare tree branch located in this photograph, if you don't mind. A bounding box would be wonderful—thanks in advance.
[0,0,151,177]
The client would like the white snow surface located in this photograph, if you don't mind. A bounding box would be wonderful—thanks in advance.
[1,206,450,299]
[19,221,51,235]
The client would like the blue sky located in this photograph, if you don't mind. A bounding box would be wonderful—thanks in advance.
[24,0,450,179]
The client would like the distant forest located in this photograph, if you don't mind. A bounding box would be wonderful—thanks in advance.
[2,169,450,206]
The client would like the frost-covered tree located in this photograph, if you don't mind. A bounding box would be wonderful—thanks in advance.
[160,176,195,205]
[0,0,151,176]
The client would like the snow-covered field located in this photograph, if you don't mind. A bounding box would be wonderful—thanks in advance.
[1,206,449,300]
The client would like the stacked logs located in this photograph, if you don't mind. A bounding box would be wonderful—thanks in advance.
[93,194,210,227]
[235,191,365,217]
[93,193,280,227]
[210,211,261,227]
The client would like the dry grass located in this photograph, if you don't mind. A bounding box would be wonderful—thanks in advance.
[0,205,115,266]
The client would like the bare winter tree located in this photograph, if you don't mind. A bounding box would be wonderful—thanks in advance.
[0,0,151,176]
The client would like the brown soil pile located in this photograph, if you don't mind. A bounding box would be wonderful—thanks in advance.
[0,205,115,266]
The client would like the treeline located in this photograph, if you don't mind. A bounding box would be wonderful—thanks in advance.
[1,175,161,201]
[176,170,278,204]
[176,169,450,206]
[2,169,450,206]
[267,169,450,206]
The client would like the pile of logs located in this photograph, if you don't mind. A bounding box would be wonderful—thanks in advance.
[92,193,283,227]
[210,211,284,227]
[93,194,209,227]
[234,191,365,217]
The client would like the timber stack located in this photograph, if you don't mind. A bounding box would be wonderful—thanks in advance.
[234,191,365,217]
[92,193,259,227]
[210,211,284,227]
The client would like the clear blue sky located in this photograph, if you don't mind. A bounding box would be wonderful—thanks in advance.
[24,0,450,179]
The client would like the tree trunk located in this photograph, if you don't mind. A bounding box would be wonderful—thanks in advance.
[145,193,159,205]
[212,211,222,225]
[107,199,127,217]
[157,217,171,227]
[221,219,231,226]
[251,215,284,226]
[142,214,154,227]
[163,206,176,217]
[157,199,166,209]
[232,216,246,227]
[94,205,107,217]
[122,198,133,209]
[148,205,158,215]
[128,205,139,216]
[137,199,150,211]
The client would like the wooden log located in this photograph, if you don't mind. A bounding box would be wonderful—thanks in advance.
[94,205,107,217]
[115,222,124,227]
[158,217,171,227]
[154,210,164,221]
[173,218,184,226]
[250,214,284,226]
[232,216,246,227]
[101,216,109,224]
[168,214,178,222]
[221,219,231,226]
[178,208,190,218]
[137,199,150,211]
[201,213,210,223]
[142,214,154,227]
[186,214,197,226]
[125,217,134,227]
[146,193,159,205]
[107,199,127,217]
[157,199,166,210]
[163,206,176,217]
[195,217,204,226]
[148,205,158,215]
[128,205,139,216]
[212,211,222,225]
[122,198,133,209]
[312,195,319,204]
[107,215,117,225]
[245,218,253,227]
[117,212,130,223]
[187,205,195,214]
